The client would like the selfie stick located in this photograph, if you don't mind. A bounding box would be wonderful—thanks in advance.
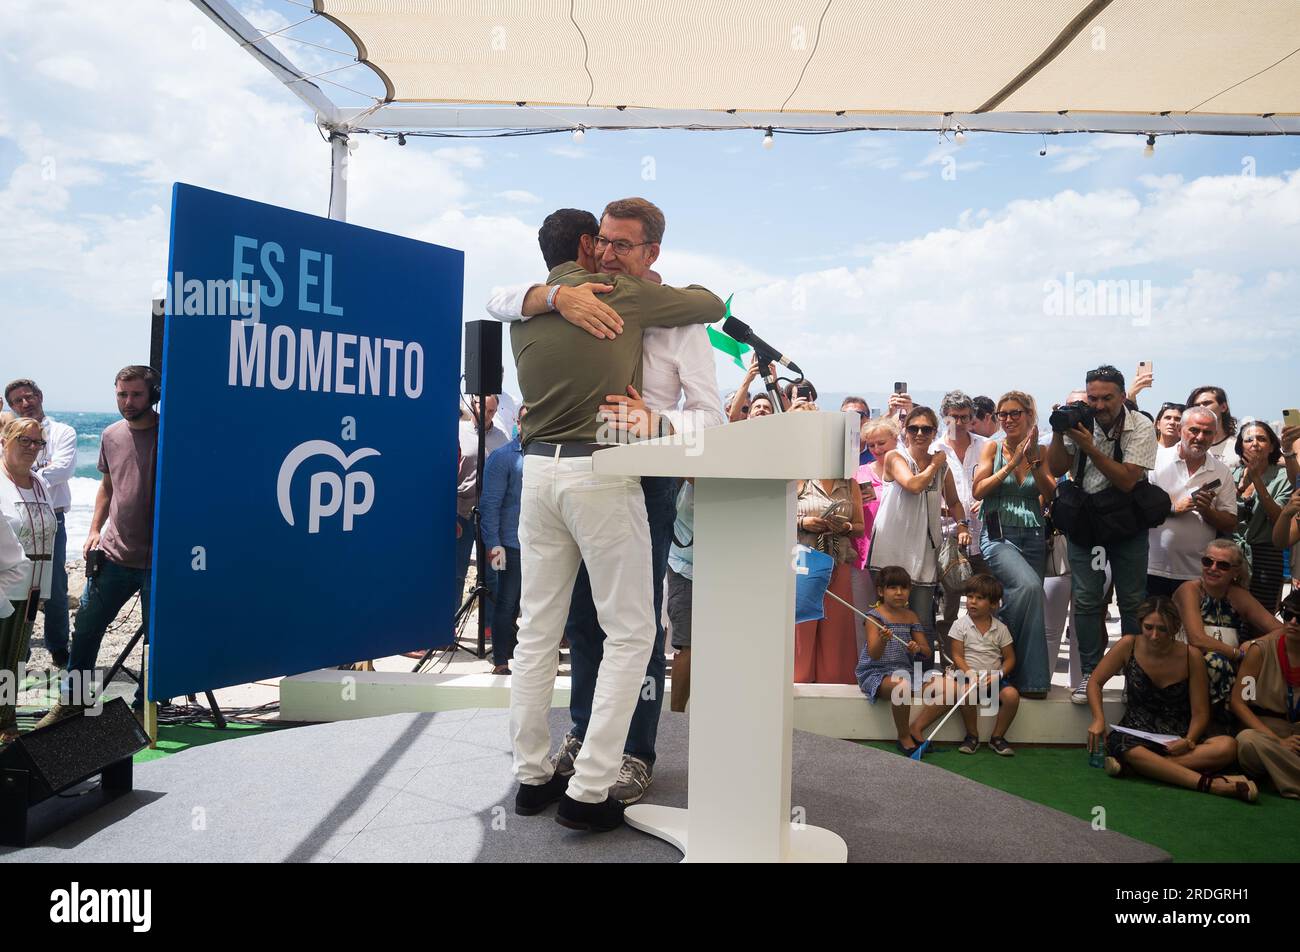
[911,679,982,761]
[823,589,955,667]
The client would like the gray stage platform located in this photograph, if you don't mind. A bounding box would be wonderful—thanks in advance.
[1,709,1167,862]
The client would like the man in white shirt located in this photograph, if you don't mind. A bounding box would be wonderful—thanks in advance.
[1146,406,1237,598]
[487,198,725,804]
[932,390,988,639]
[5,379,77,668]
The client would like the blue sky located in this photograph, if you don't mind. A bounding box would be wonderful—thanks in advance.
[4,1,1299,423]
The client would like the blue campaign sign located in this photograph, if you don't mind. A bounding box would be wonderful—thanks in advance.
[149,183,462,699]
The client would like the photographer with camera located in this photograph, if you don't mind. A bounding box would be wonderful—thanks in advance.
[39,366,159,725]
[1047,365,1161,704]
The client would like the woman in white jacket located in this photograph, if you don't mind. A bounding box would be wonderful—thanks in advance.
[0,417,56,745]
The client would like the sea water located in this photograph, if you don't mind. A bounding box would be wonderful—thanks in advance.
[47,411,119,557]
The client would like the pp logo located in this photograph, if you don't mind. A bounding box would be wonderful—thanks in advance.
[277,440,381,533]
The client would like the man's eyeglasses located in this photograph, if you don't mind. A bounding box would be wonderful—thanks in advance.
[1201,556,1234,572]
[906,425,937,437]
[594,235,652,256]
[947,413,972,424]
[14,436,47,449]
[995,409,1025,422]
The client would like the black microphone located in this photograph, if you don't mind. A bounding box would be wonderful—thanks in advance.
[722,316,802,376]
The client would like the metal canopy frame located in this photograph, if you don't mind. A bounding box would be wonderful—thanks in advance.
[193,0,1300,222]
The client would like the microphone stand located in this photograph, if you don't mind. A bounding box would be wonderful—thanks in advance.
[753,346,786,414]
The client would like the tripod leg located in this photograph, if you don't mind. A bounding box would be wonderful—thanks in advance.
[204,691,228,729]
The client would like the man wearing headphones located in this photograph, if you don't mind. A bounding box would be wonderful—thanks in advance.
[40,366,159,723]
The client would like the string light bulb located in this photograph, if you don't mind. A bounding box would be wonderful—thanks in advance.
[954,127,967,145]
[762,128,774,150]
[572,126,585,143]
[397,133,407,146]
[1143,134,1156,158]
[346,137,360,151]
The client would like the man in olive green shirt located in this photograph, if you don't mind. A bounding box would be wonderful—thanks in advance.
[509,208,722,832]
[511,263,721,446]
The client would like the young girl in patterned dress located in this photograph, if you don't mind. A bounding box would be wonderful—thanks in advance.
[856,565,946,754]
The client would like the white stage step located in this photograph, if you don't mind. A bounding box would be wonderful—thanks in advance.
[281,669,1123,744]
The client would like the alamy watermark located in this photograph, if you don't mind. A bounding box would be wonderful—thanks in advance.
[152,273,262,324]
[1043,271,1151,326]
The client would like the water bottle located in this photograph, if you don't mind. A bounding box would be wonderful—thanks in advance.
[1088,741,1104,768]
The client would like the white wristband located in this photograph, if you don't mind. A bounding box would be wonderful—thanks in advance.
[546,285,561,311]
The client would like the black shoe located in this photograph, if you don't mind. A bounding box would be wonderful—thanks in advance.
[50,650,69,670]
[514,772,568,816]
[555,793,625,832]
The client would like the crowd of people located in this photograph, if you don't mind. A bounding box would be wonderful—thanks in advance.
[0,369,161,743]
[459,195,1300,825]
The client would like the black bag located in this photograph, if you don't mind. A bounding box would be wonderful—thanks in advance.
[1132,478,1173,530]
[1049,478,1091,545]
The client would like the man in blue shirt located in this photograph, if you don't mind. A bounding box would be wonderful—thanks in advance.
[481,407,527,675]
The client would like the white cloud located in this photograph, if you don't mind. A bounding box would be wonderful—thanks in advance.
[34,54,100,90]
[1138,173,1184,190]
[693,170,1300,406]
[496,189,541,204]
[0,0,547,408]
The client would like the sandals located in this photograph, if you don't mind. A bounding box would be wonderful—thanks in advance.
[1197,772,1259,803]
[896,734,925,756]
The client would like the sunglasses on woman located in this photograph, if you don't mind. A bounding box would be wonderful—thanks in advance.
[906,425,936,437]
[1201,556,1234,571]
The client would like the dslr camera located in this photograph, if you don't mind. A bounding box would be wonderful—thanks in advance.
[1049,400,1096,434]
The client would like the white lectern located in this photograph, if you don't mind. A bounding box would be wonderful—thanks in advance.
[593,410,858,862]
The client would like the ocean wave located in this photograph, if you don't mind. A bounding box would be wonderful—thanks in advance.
[65,476,102,556]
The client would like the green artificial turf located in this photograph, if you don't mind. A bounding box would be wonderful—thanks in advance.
[133,722,283,763]
[866,742,1300,863]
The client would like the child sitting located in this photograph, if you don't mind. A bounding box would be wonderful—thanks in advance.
[948,573,1020,755]
[856,565,946,754]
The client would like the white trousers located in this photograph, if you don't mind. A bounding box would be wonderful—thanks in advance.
[510,452,655,803]
[1043,569,1108,690]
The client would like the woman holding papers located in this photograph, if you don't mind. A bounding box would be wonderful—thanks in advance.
[1085,596,1257,802]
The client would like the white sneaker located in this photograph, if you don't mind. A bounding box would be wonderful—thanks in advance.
[1070,674,1091,705]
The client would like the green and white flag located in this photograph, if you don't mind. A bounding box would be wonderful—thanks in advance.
[707,295,750,369]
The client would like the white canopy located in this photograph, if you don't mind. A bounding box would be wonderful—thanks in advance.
[198,0,1300,136]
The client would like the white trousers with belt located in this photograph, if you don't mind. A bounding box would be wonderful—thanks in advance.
[510,450,654,803]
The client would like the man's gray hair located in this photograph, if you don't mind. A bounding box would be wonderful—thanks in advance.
[1182,405,1218,430]
[940,390,975,417]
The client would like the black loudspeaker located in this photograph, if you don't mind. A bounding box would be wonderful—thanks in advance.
[151,299,165,374]
[464,319,503,396]
[0,698,149,846]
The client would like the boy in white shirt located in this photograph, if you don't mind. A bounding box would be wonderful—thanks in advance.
[949,574,1020,756]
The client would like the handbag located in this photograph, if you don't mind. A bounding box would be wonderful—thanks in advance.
[1043,516,1070,577]
[938,534,972,590]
